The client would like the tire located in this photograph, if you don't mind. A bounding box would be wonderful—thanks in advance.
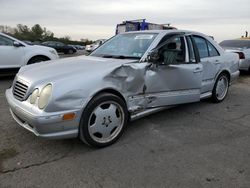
[79,93,128,148]
[28,56,49,65]
[211,73,229,103]
[68,49,74,54]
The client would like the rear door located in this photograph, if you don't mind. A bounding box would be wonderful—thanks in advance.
[0,34,25,69]
[192,35,221,93]
[144,34,203,108]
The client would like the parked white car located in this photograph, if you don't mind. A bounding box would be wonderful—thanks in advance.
[220,39,250,72]
[0,32,59,74]
[86,39,106,52]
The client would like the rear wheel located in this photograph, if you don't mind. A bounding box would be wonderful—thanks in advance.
[79,93,128,148]
[27,56,49,65]
[211,73,229,103]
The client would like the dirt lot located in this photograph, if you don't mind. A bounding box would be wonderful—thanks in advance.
[0,69,250,187]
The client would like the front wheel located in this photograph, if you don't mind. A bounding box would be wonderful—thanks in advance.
[79,93,128,148]
[211,73,229,103]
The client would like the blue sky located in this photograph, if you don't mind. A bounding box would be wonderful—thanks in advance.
[0,0,249,41]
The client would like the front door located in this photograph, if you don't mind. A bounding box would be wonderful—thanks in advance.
[144,34,203,108]
[0,35,24,69]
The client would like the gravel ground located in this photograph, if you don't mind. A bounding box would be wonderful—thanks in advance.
[0,70,250,188]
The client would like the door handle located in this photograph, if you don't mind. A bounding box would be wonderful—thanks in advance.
[193,67,202,73]
[214,60,220,65]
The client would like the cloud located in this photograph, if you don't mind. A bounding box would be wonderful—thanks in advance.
[0,0,249,41]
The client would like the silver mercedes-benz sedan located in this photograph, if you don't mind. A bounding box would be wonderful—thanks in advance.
[5,30,240,147]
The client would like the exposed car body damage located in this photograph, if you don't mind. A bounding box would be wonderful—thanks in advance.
[103,63,149,112]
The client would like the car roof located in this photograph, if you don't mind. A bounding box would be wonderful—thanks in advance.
[239,37,250,40]
[220,39,250,43]
[122,29,204,36]
[121,30,213,43]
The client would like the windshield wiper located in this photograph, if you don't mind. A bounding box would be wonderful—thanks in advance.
[101,55,140,60]
[101,55,113,58]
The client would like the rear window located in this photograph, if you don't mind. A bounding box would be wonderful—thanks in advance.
[219,40,250,49]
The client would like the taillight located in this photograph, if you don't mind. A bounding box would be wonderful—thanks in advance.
[235,52,245,59]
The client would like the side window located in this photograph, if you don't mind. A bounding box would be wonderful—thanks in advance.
[158,34,178,45]
[56,42,64,47]
[186,36,196,63]
[207,41,220,57]
[193,36,209,58]
[158,35,186,65]
[0,35,13,46]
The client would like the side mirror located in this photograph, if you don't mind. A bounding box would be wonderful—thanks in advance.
[147,50,160,64]
[13,41,23,47]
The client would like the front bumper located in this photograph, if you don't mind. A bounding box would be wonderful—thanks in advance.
[5,89,81,139]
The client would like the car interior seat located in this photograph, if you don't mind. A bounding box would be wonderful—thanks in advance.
[162,42,178,64]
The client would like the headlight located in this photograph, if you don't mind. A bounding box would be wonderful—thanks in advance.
[38,84,52,109]
[49,49,57,55]
[30,89,39,104]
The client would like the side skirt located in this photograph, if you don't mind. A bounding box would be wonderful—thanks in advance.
[200,92,212,99]
[130,106,171,121]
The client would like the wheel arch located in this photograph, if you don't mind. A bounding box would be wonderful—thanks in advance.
[27,55,51,65]
[216,69,231,83]
[91,88,127,107]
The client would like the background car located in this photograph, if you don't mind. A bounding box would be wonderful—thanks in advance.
[220,39,250,72]
[0,32,59,75]
[42,41,77,54]
[86,39,106,52]
[22,40,34,45]
[73,45,85,50]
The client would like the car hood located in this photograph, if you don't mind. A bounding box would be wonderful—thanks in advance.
[26,44,55,51]
[17,55,138,84]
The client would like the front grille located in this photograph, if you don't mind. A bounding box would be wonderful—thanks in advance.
[13,81,29,101]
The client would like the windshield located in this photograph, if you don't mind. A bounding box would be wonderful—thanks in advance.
[90,33,158,59]
[219,40,250,49]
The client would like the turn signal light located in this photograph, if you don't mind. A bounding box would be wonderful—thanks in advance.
[62,113,76,120]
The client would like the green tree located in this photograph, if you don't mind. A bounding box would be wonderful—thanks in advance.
[43,28,54,40]
[14,24,30,40]
[1,24,89,46]
[31,24,43,40]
